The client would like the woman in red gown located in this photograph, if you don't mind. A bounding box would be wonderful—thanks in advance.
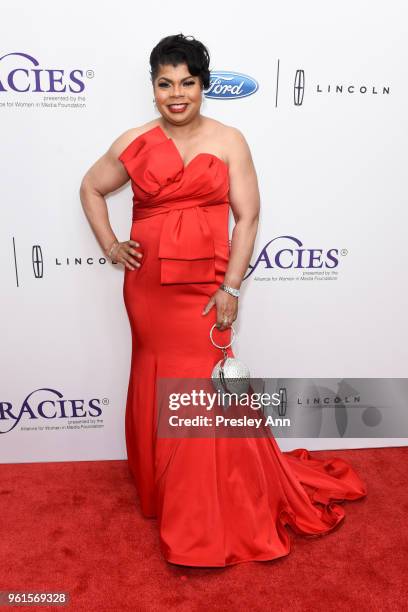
[80,34,367,567]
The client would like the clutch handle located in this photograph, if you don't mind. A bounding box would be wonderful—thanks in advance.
[209,323,236,360]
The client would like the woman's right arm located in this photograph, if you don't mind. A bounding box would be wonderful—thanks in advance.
[79,129,142,270]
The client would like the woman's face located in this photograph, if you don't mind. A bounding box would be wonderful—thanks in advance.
[153,62,203,125]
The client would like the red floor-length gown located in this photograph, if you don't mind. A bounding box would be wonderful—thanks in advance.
[118,124,367,567]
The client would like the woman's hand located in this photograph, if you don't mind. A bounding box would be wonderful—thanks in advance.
[109,240,143,270]
[202,287,238,331]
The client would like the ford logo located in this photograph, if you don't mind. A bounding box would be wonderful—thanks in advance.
[205,71,259,99]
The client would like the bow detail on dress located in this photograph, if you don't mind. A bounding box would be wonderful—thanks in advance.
[158,204,216,284]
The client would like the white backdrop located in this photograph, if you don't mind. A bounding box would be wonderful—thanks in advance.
[1,0,407,462]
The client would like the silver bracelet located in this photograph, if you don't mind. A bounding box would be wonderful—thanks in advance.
[219,283,240,298]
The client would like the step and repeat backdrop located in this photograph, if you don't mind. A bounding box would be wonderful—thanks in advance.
[1,1,407,462]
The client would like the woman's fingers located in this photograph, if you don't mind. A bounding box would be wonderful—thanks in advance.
[125,255,140,269]
[113,240,143,270]
[202,289,238,328]
[125,249,142,268]
[215,304,234,329]
[216,295,238,330]
[216,315,232,330]
[202,296,216,315]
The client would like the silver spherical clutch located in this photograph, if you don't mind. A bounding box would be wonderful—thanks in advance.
[210,324,250,395]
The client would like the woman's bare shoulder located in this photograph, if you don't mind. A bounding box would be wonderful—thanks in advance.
[205,118,251,165]
[205,118,247,146]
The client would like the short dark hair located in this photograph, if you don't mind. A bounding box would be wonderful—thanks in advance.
[149,33,211,90]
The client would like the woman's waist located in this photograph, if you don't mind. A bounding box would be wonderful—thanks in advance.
[130,200,230,251]
[132,198,229,221]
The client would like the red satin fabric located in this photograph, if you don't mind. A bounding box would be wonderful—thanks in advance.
[119,124,367,567]
[119,125,229,285]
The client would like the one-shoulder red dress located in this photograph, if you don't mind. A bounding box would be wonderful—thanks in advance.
[118,124,367,567]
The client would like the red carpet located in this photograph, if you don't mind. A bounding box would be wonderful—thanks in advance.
[0,447,406,611]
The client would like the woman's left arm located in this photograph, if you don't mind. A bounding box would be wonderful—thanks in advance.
[202,127,260,330]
